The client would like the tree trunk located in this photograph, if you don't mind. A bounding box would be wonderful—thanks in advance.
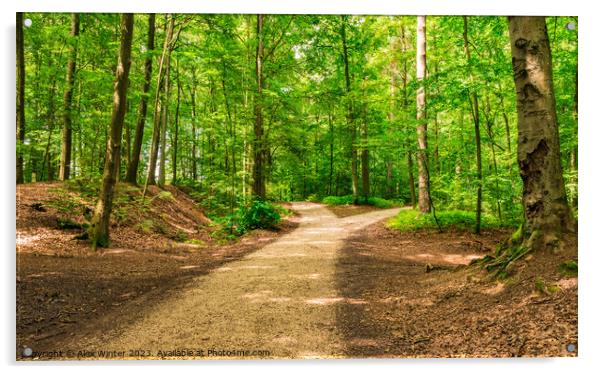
[463,16,483,233]
[340,16,359,203]
[252,14,266,198]
[400,26,416,207]
[570,68,578,208]
[158,38,173,188]
[145,15,173,189]
[172,59,181,183]
[415,16,430,213]
[361,77,370,200]
[89,14,134,249]
[190,71,198,181]
[507,16,575,249]
[16,13,26,184]
[484,95,503,221]
[126,13,155,184]
[59,13,80,181]
[328,110,334,195]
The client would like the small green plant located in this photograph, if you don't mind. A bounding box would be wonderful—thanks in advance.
[136,219,155,234]
[306,193,321,203]
[559,260,578,277]
[155,191,175,202]
[185,238,206,246]
[173,229,189,242]
[535,277,560,295]
[56,218,83,230]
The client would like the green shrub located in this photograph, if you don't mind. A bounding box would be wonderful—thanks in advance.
[367,197,396,209]
[322,195,354,205]
[322,195,397,208]
[388,209,514,232]
[236,198,281,234]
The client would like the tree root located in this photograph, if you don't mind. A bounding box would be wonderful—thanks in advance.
[474,223,563,278]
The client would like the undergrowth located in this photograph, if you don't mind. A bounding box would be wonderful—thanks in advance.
[322,195,398,209]
[388,209,514,232]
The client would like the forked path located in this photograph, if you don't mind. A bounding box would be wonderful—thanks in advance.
[77,203,400,359]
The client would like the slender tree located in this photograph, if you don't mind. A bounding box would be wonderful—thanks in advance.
[158,31,173,188]
[126,13,155,184]
[361,77,370,200]
[144,14,174,190]
[59,13,80,181]
[16,13,26,184]
[463,16,483,233]
[400,24,416,207]
[88,13,134,249]
[252,14,266,198]
[415,16,430,213]
[340,15,359,204]
[507,16,575,249]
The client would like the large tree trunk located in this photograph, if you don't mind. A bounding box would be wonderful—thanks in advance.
[340,16,359,203]
[59,13,80,181]
[126,13,155,184]
[415,16,430,213]
[252,14,266,198]
[508,16,575,249]
[16,13,26,184]
[88,14,134,249]
[463,16,483,233]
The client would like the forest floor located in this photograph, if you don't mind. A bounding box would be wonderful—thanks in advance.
[16,188,577,360]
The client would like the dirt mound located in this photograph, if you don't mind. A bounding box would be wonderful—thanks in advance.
[16,182,300,355]
[16,181,212,255]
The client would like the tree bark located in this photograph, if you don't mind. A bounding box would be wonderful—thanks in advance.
[16,13,26,184]
[88,14,134,249]
[415,16,430,213]
[252,14,266,198]
[59,13,80,181]
[341,16,359,204]
[463,16,483,233]
[126,13,155,184]
[507,16,576,249]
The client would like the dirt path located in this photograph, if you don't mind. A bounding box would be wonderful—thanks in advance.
[64,203,401,359]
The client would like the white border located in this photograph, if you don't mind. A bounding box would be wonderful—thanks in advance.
[2,1,600,373]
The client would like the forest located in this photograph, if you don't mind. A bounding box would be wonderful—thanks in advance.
[16,13,578,359]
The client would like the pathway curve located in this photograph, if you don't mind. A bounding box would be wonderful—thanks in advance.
[76,203,400,359]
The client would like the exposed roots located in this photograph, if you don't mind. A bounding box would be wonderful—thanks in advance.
[475,224,563,278]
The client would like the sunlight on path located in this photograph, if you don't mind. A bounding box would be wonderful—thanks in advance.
[75,203,400,359]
